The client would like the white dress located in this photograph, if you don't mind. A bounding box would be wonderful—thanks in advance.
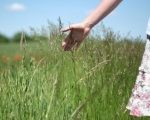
[147,18,150,35]
[126,18,150,117]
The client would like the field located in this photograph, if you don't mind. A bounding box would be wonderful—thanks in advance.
[0,26,149,120]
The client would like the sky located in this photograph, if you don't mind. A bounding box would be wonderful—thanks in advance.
[0,0,150,38]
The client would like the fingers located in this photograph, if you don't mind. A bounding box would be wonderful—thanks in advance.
[61,25,72,49]
[61,31,71,48]
[61,27,70,32]
[62,39,81,51]
[64,42,76,51]
[61,23,84,51]
[64,39,76,51]
[61,25,72,32]
[61,24,80,32]
[62,31,76,51]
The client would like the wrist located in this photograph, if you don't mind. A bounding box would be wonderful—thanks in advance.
[82,20,94,30]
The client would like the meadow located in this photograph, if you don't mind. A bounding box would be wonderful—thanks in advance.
[0,24,149,120]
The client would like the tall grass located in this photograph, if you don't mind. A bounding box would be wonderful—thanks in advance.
[0,23,148,120]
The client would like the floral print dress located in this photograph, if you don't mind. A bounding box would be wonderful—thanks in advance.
[126,18,150,117]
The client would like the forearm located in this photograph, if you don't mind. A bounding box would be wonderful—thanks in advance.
[83,0,122,28]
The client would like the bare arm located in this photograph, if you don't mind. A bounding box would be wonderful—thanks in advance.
[83,0,122,29]
[62,0,122,51]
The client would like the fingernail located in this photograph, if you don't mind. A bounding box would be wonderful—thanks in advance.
[62,42,66,47]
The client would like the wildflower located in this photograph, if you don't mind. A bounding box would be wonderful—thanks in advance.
[13,54,22,62]
[1,55,9,64]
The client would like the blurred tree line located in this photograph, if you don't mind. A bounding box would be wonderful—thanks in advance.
[0,32,50,43]
[0,33,10,43]
[0,18,63,44]
[0,18,142,44]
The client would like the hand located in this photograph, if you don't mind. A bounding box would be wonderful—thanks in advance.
[61,22,91,51]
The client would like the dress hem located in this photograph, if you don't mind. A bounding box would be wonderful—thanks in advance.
[126,106,150,117]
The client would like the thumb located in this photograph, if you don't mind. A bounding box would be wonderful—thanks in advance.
[61,26,71,32]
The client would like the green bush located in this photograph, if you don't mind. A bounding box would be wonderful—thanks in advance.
[12,32,32,43]
[0,33,9,43]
